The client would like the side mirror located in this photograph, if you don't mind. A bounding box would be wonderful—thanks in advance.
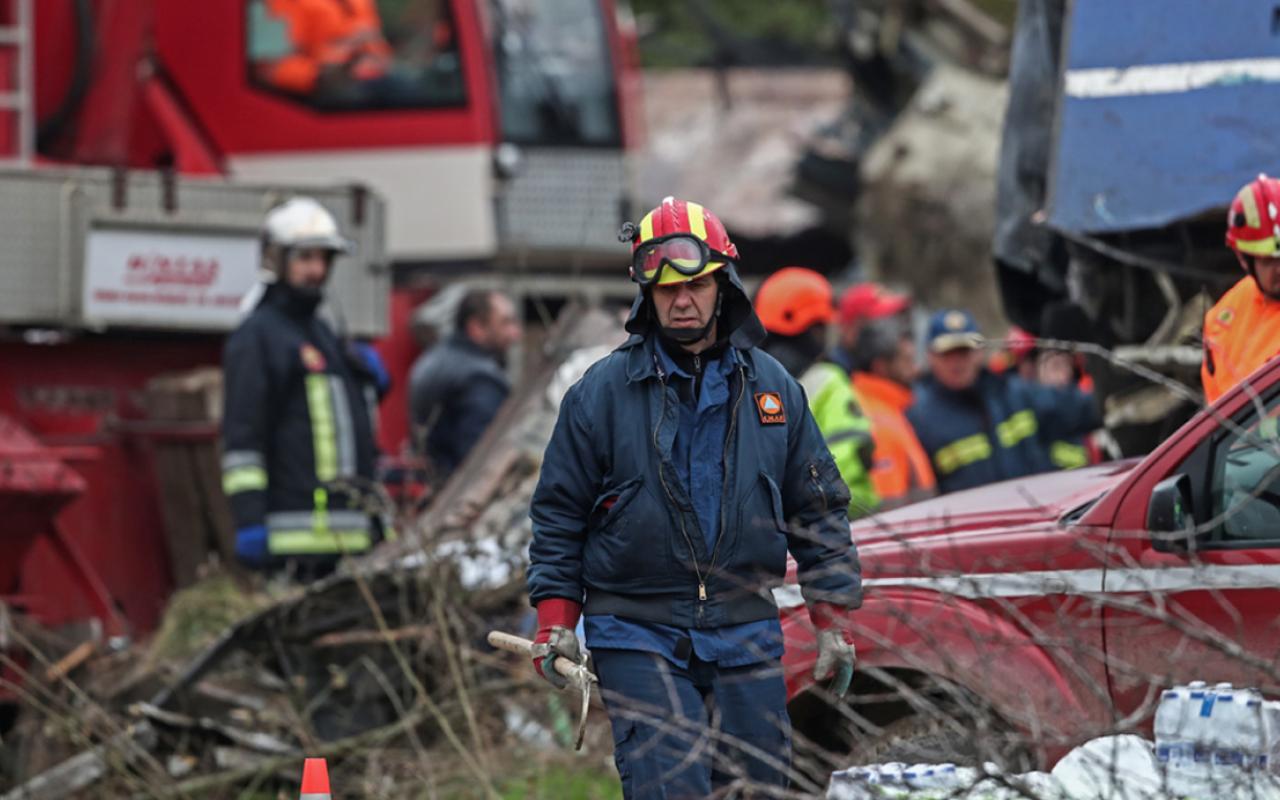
[1148,473,1197,553]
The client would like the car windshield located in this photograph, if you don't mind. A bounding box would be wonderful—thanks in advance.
[489,0,621,146]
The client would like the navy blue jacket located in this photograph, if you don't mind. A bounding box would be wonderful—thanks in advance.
[408,333,510,476]
[527,270,860,629]
[906,370,1101,494]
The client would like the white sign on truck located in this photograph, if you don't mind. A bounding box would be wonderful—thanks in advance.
[82,228,261,330]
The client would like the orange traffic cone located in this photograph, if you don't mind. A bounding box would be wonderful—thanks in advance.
[300,758,331,799]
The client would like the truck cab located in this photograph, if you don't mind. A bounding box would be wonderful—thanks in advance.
[783,357,1280,768]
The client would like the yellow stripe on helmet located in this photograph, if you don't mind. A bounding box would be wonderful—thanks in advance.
[1241,185,1262,230]
[1235,236,1280,257]
[638,210,655,244]
[685,201,708,241]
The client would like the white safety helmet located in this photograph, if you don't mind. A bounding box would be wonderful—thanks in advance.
[262,197,354,254]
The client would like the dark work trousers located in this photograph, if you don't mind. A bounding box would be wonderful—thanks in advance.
[592,648,792,799]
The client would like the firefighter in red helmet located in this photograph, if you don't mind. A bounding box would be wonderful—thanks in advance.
[526,197,859,798]
[1203,174,1280,403]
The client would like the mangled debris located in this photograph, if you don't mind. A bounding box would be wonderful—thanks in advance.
[2,307,626,799]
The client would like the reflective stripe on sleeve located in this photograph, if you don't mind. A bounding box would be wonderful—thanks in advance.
[1050,441,1089,470]
[934,433,993,475]
[996,410,1038,448]
[222,465,268,495]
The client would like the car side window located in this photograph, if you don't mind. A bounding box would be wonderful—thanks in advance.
[1208,392,1280,544]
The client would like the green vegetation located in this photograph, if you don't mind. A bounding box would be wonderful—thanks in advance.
[147,573,271,663]
[496,763,623,800]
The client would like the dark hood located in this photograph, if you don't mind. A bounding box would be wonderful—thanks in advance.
[622,265,766,350]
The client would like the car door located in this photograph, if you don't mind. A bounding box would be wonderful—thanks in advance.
[1103,384,1280,717]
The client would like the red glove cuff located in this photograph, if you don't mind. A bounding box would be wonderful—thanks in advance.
[808,601,852,634]
[534,598,582,644]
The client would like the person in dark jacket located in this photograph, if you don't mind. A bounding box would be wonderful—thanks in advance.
[526,197,859,799]
[221,197,383,576]
[408,289,521,477]
[907,309,1102,494]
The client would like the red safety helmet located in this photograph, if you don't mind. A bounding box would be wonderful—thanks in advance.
[623,196,739,286]
[1226,174,1280,265]
[755,267,834,336]
[1007,326,1037,363]
[837,283,910,326]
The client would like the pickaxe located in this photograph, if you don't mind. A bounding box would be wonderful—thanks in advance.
[487,630,596,751]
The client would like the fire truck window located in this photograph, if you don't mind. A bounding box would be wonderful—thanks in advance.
[1210,396,1280,543]
[246,0,466,111]
[491,0,622,147]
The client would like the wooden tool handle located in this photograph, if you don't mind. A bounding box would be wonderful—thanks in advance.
[487,630,585,680]
[487,630,533,656]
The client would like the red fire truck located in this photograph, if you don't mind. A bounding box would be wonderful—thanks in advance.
[782,357,1280,767]
[0,0,641,650]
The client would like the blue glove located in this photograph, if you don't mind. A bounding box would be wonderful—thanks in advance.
[234,524,269,568]
[354,342,391,396]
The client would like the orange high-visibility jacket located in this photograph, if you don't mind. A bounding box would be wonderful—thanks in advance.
[851,372,937,508]
[265,0,392,94]
[1202,275,1280,405]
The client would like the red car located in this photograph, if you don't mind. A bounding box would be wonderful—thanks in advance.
[782,358,1280,768]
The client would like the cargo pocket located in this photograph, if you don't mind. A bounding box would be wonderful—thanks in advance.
[611,718,636,794]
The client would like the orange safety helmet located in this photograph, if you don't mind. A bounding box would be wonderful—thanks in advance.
[1226,174,1280,263]
[755,267,835,337]
[623,196,739,286]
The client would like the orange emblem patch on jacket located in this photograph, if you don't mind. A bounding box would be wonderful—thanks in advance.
[300,343,327,372]
[755,392,785,424]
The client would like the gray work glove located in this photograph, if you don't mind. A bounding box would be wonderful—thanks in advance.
[814,629,857,698]
[529,625,584,690]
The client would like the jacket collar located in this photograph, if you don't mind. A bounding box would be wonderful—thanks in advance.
[624,334,756,384]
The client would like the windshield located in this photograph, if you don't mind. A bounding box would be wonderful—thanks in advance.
[490,0,622,147]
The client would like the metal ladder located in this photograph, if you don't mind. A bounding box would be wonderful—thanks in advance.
[0,0,33,165]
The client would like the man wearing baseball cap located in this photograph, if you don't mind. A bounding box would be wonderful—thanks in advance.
[906,309,1101,494]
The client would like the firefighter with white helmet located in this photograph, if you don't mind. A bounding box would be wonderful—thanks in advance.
[221,197,385,577]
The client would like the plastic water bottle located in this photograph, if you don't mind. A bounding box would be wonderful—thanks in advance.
[1156,683,1212,796]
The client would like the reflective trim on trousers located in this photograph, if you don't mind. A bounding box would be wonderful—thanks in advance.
[267,529,372,555]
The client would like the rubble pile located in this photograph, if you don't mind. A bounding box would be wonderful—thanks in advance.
[1,308,626,799]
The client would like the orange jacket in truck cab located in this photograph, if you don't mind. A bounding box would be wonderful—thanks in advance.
[263,0,393,95]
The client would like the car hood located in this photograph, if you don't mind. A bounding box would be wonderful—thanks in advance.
[850,460,1139,580]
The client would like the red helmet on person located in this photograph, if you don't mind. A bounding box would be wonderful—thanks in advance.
[1226,174,1280,264]
[623,196,739,286]
[1007,326,1037,363]
[755,267,835,337]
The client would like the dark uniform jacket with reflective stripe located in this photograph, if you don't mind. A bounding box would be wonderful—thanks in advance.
[906,370,1100,495]
[527,268,861,630]
[221,284,377,555]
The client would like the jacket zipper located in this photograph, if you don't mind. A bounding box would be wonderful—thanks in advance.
[703,363,746,601]
[651,361,709,601]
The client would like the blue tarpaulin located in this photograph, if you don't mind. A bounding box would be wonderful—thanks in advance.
[1047,0,1280,234]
